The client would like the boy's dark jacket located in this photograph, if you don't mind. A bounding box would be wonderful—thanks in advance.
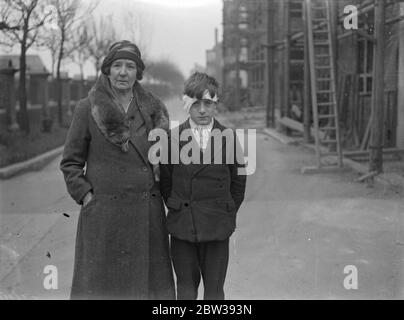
[160,118,247,242]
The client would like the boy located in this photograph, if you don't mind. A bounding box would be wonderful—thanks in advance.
[160,72,246,300]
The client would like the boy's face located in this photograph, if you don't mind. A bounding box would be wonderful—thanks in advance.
[189,99,216,125]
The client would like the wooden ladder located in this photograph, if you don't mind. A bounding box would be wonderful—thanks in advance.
[306,0,343,168]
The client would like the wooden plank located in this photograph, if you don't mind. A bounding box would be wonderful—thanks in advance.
[344,148,404,157]
[283,0,291,120]
[306,0,322,167]
[265,0,275,127]
[346,154,401,162]
[277,116,326,140]
[360,115,372,150]
[325,0,343,167]
[354,171,378,182]
[301,165,349,174]
[277,116,304,132]
[352,73,360,147]
[397,4,404,148]
[369,0,386,173]
[303,0,311,143]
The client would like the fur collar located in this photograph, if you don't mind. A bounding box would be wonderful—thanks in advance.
[88,74,169,152]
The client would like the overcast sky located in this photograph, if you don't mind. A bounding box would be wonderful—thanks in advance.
[104,0,223,77]
[1,0,223,79]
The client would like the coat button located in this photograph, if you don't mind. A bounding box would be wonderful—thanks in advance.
[184,202,189,207]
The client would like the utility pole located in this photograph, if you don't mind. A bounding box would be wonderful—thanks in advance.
[266,0,275,127]
[283,0,291,121]
[369,0,385,173]
[235,38,241,110]
[234,2,241,111]
[302,0,311,143]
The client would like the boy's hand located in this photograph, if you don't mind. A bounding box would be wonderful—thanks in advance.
[82,192,93,207]
[153,164,160,182]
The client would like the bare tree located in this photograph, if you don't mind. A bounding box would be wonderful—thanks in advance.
[87,14,117,77]
[84,3,152,78]
[42,0,98,126]
[68,23,91,80]
[42,30,59,76]
[0,22,20,31]
[0,3,20,31]
[120,10,153,61]
[0,0,51,134]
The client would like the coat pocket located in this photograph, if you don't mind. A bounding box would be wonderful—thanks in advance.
[226,199,236,212]
[166,197,182,210]
[216,199,236,214]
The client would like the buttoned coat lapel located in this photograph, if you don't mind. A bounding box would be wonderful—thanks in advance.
[127,100,151,166]
[175,119,227,177]
[176,119,201,177]
[191,119,226,177]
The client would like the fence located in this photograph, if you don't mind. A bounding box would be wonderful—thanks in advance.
[0,71,175,130]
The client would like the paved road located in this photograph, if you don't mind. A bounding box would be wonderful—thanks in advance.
[226,133,404,299]
[1,99,404,299]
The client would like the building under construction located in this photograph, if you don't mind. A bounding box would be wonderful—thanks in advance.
[222,0,404,170]
[222,0,267,110]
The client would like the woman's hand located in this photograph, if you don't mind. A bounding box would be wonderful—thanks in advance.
[82,192,93,207]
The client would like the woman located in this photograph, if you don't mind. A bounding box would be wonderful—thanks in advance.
[60,40,174,299]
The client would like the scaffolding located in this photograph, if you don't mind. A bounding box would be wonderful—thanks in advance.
[223,0,404,173]
[222,0,267,110]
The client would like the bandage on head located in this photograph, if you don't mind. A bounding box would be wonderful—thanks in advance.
[183,89,218,114]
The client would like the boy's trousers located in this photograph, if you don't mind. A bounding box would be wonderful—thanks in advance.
[170,237,229,300]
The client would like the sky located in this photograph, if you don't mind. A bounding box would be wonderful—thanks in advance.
[104,0,223,77]
[1,0,223,79]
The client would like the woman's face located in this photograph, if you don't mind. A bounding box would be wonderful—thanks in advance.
[108,59,137,92]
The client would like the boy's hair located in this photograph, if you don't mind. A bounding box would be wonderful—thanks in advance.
[184,72,219,100]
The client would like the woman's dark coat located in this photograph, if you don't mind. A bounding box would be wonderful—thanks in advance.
[60,76,174,299]
[160,119,247,243]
